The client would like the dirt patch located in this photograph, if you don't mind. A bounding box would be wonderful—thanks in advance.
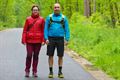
[65,48,115,80]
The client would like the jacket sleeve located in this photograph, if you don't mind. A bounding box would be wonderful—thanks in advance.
[41,18,45,43]
[21,18,28,44]
[44,16,50,40]
[64,16,70,41]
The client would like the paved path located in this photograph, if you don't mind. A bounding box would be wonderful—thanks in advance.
[0,28,96,80]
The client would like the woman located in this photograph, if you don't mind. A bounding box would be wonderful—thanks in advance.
[22,5,45,77]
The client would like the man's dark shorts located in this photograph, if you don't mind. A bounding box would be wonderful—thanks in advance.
[47,37,64,57]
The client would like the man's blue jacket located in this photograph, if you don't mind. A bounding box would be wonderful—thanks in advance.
[44,13,70,41]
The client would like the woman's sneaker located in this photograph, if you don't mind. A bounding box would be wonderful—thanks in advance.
[25,72,29,77]
[32,72,38,77]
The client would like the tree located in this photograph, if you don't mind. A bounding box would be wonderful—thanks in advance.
[55,0,59,3]
[114,2,120,24]
[109,0,117,27]
[84,0,91,17]
[93,0,96,12]
[76,0,79,12]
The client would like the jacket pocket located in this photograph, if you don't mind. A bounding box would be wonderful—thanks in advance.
[26,32,34,40]
[34,32,42,40]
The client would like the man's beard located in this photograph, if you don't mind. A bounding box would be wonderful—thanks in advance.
[55,11,60,14]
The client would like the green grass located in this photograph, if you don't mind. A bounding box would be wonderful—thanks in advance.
[0,26,14,31]
[68,22,120,80]
[0,27,6,31]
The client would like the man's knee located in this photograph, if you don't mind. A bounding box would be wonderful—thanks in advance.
[59,56,63,59]
[49,56,53,59]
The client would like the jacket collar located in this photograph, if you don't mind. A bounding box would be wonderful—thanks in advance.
[31,13,39,18]
[53,12,62,17]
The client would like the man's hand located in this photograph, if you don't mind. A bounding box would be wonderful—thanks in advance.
[64,40,69,46]
[45,40,49,45]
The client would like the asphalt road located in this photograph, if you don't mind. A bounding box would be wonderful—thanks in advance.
[0,28,96,80]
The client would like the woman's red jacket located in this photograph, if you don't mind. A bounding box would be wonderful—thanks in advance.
[22,16,45,44]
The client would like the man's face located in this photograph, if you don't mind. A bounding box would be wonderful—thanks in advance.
[54,4,60,14]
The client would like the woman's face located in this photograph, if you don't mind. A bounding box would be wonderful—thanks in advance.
[32,7,39,15]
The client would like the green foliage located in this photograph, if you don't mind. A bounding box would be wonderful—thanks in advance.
[89,12,111,26]
[70,12,86,23]
[0,0,119,29]
[0,0,16,28]
[68,15,120,79]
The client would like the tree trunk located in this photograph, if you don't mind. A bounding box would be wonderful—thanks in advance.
[84,0,91,17]
[55,0,59,3]
[93,0,96,13]
[89,0,91,16]
[97,2,100,12]
[76,0,79,12]
[114,2,120,24]
[3,0,8,23]
[69,0,72,18]
[84,0,87,17]
[109,2,116,28]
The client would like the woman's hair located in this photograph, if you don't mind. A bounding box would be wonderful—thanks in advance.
[31,4,40,11]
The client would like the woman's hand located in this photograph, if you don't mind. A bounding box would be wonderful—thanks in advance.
[42,42,45,46]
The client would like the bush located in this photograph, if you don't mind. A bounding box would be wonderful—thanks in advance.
[69,20,120,79]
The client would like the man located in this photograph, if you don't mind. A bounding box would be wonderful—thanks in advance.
[44,3,70,78]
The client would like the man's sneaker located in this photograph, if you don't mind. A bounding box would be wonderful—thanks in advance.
[58,72,64,78]
[25,72,29,77]
[32,72,38,77]
[48,72,53,78]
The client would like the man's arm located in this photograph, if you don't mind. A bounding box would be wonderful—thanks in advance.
[44,16,50,44]
[64,16,70,42]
